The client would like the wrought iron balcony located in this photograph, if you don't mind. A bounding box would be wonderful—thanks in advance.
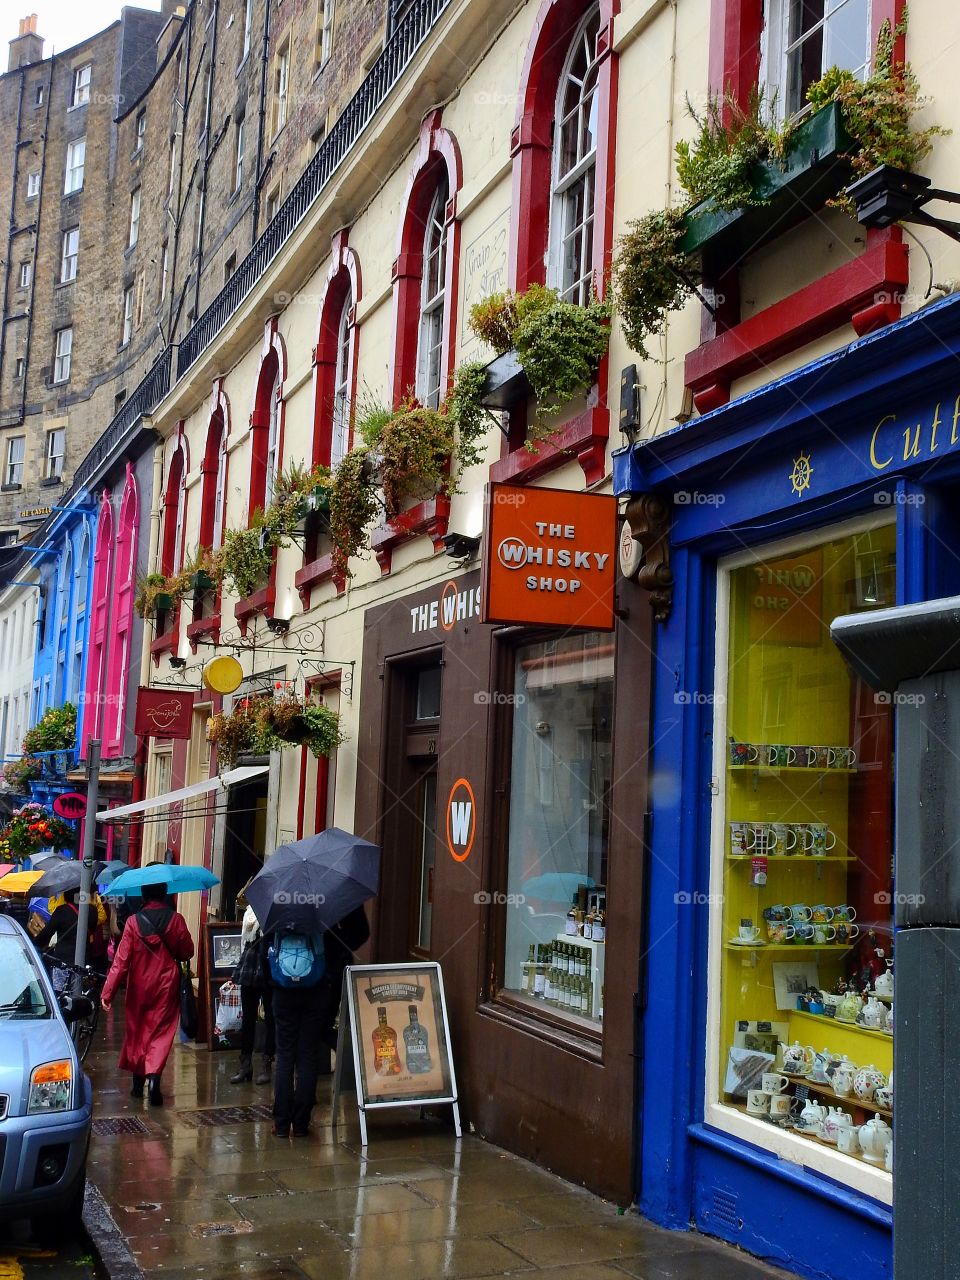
[72,347,172,492]
[176,0,453,379]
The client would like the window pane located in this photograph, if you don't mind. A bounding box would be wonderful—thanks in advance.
[715,524,895,1188]
[416,666,442,720]
[822,0,870,75]
[503,634,612,1026]
[416,772,437,950]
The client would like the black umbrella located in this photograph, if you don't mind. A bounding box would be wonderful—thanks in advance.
[33,860,105,897]
[246,827,380,935]
[31,854,69,872]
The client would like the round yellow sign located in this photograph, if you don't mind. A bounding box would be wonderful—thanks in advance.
[202,655,244,695]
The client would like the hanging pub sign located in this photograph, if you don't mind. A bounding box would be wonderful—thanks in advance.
[481,483,618,630]
[134,688,194,739]
[332,962,460,1147]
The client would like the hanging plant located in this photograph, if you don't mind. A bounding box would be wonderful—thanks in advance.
[2,756,44,791]
[675,88,792,211]
[213,523,273,600]
[328,446,380,581]
[612,208,694,360]
[377,403,454,516]
[0,802,75,863]
[209,695,344,770]
[21,703,77,755]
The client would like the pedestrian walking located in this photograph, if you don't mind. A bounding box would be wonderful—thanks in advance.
[317,905,370,1053]
[34,887,104,965]
[230,902,275,1085]
[100,881,194,1105]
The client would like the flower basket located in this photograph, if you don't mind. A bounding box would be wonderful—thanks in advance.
[679,102,854,264]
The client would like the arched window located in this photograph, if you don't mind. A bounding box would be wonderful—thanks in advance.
[549,6,601,304]
[104,471,137,753]
[331,294,352,467]
[200,408,228,551]
[73,526,88,705]
[161,442,187,575]
[82,495,113,748]
[264,364,281,505]
[56,542,72,702]
[417,177,448,408]
[250,344,283,517]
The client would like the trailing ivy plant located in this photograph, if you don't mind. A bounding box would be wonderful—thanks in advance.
[612,208,693,361]
[328,445,380,581]
[214,522,274,600]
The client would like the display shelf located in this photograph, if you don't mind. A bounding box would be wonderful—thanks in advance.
[726,854,852,863]
[728,1099,892,1171]
[793,1008,892,1039]
[724,942,854,952]
[728,765,858,775]
[782,1072,892,1118]
[554,931,604,1021]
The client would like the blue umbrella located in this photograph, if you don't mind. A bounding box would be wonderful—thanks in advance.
[107,864,219,897]
[97,861,130,885]
[521,872,596,904]
[247,827,379,934]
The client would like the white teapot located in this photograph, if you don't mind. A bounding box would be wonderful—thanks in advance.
[860,996,885,1028]
[781,1041,813,1075]
[797,1099,827,1134]
[832,1059,856,1097]
[854,1064,886,1101]
[858,1116,892,1165]
[874,966,893,998]
[821,1106,854,1145]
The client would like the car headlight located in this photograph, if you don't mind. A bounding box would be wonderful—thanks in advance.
[28,1059,72,1114]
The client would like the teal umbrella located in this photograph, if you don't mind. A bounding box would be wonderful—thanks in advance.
[107,864,219,897]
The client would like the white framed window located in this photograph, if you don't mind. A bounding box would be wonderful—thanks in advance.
[548,6,600,306]
[212,428,228,551]
[17,262,31,289]
[167,135,177,197]
[64,138,85,194]
[273,43,289,136]
[264,368,282,506]
[45,428,65,481]
[26,171,40,199]
[5,437,25,487]
[160,242,169,301]
[14,358,24,380]
[121,286,135,346]
[128,187,141,247]
[265,184,281,224]
[53,327,72,383]
[234,115,245,190]
[416,180,448,409]
[763,0,872,121]
[242,0,254,63]
[331,292,352,468]
[34,82,43,107]
[135,109,146,150]
[135,272,145,327]
[60,227,79,283]
[172,451,187,574]
[70,64,91,108]
[318,0,335,66]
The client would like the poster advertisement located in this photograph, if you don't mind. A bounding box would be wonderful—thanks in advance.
[347,963,457,1106]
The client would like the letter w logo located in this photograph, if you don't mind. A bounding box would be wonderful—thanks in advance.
[450,802,473,846]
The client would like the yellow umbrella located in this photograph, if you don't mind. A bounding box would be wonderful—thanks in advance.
[0,870,43,894]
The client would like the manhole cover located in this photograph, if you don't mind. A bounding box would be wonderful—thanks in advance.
[191,1220,254,1238]
[179,1104,274,1128]
[92,1116,155,1137]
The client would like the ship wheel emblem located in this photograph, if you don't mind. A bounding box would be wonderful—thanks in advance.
[790,451,813,498]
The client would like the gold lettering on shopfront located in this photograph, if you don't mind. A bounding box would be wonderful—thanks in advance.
[870,415,895,471]
[903,423,923,461]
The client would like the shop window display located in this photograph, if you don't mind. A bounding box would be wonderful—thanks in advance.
[709,522,896,1194]
[502,633,612,1027]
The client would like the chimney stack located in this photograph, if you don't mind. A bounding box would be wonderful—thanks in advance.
[9,14,44,71]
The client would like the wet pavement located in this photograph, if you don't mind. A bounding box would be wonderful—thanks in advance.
[83,1006,792,1280]
[0,1229,99,1280]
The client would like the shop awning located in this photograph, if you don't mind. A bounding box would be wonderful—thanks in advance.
[94,765,269,822]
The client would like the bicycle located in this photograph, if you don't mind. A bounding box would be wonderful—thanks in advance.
[43,955,103,1063]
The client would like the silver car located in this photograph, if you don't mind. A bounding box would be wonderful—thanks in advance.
[0,913,92,1237]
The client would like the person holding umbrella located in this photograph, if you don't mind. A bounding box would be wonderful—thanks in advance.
[247,828,379,1139]
[100,879,196,1105]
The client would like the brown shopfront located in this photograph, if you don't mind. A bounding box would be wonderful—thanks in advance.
[354,568,652,1201]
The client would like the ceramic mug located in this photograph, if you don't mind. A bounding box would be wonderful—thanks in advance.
[838,1127,861,1156]
[729,739,759,766]
[766,920,796,943]
[793,923,815,944]
[802,824,837,856]
[738,919,761,942]
[811,904,835,922]
[769,1094,792,1118]
[833,747,858,768]
[835,921,861,944]
[813,923,837,945]
[750,823,774,854]
[764,744,792,768]
[761,1073,789,1094]
[806,745,837,770]
[729,821,754,857]
[769,822,798,856]
[788,904,812,922]
[746,1089,770,1116]
[834,904,857,921]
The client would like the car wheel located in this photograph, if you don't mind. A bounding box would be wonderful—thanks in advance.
[32,1167,85,1243]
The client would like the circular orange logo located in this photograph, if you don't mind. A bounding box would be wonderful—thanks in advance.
[445,777,476,862]
[440,580,459,631]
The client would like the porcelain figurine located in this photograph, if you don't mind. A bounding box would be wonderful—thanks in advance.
[853,1064,886,1102]
[858,1115,893,1165]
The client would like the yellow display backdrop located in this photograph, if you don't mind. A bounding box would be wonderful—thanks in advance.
[718,525,896,1169]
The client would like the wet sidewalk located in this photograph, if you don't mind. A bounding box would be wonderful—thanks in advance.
[85,1009,792,1280]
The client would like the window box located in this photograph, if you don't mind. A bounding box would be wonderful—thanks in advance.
[190,570,216,594]
[480,349,532,412]
[1,484,22,493]
[679,102,853,265]
[152,592,174,615]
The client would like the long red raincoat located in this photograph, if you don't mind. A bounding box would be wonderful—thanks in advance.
[101,905,194,1077]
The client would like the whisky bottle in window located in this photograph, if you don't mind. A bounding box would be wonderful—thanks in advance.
[593,909,605,943]
[523,944,536,992]
[372,1007,402,1076]
[566,897,579,936]
[533,945,547,998]
[403,1005,432,1074]
[584,907,595,941]
[544,964,554,1003]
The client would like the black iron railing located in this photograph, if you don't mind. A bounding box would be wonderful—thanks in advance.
[72,347,172,492]
[176,0,453,379]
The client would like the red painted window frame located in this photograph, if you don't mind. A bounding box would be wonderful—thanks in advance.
[685,0,909,413]
[296,672,341,839]
[189,382,230,649]
[103,467,138,757]
[312,230,361,469]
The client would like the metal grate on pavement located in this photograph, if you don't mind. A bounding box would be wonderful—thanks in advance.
[92,1116,156,1137]
[178,1104,274,1127]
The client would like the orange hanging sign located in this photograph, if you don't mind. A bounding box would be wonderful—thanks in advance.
[481,483,617,630]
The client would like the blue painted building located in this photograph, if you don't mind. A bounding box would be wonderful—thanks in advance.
[613,294,960,1278]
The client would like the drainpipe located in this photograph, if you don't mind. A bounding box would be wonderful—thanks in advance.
[165,14,193,344]
[18,52,54,425]
[192,0,219,321]
[251,0,272,244]
[0,69,25,397]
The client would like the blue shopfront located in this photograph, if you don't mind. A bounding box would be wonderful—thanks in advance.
[614,294,960,1279]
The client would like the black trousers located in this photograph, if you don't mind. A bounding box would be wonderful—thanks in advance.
[239,984,276,1059]
[272,984,325,1132]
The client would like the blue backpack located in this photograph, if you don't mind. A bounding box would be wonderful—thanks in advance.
[268,932,326,987]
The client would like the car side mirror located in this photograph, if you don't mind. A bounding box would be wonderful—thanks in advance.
[59,994,93,1023]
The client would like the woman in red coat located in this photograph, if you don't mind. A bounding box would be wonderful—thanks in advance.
[101,882,194,1105]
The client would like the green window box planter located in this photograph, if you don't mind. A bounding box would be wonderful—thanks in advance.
[153,592,174,614]
[305,486,331,516]
[191,571,216,593]
[679,102,854,265]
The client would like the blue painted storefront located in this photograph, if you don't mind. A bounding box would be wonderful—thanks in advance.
[615,293,960,1279]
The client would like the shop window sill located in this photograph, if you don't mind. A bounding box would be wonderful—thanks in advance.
[478,994,602,1061]
[372,496,451,575]
[234,583,276,633]
[679,102,853,266]
[186,612,220,651]
[295,552,345,604]
[491,405,608,488]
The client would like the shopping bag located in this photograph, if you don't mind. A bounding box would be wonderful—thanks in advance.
[180,965,199,1040]
[214,980,243,1038]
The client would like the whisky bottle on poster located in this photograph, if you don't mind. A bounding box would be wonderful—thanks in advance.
[403,1005,433,1073]
[372,1007,402,1075]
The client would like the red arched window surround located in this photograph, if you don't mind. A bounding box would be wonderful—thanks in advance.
[103,467,138,756]
[312,230,361,468]
[249,317,287,520]
[390,111,462,406]
[83,492,114,748]
[199,380,230,550]
[160,432,188,577]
